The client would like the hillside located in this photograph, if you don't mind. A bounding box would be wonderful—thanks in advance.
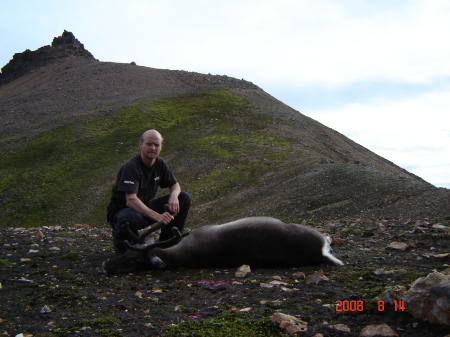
[1,31,449,229]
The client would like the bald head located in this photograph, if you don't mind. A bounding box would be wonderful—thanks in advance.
[139,130,163,166]
[140,129,163,143]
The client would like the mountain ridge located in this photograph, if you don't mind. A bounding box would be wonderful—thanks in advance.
[0,30,94,86]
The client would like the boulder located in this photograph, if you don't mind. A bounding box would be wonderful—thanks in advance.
[375,271,450,325]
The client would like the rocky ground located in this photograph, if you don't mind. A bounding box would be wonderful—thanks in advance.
[1,217,449,337]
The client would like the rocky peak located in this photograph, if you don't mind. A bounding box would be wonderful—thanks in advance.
[0,30,95,86]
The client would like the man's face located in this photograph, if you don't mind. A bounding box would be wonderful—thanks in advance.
[140,132,162,164]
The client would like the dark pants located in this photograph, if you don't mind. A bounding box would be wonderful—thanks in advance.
[112,192,191,254]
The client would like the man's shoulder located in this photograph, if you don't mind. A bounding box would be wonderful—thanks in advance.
[155,157,172,170]
[155,157,167,165]
[123,154,143,167]
[122,155,169,171]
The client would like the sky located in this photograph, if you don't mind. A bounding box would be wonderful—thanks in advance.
[1,0,449,188]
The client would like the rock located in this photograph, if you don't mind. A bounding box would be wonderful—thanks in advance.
[306,270,329,285]
[197,280,233,290]
[260,283,275,288]
[359,324,398,336]
[332,238,344,245]
[270,312,308,335]
[375,271,450,325]
[269,280,289,286]
[14,277,33,283]
[328,324,351,333]
[375,285,408,303]
[404,271,450,325]
[0,30,96,85]
[373,269,407,276]
[74,224,91,229]
[432,224,450,232]
[152,285,163,293]
[235,264,251,277]
[40,305,52,313]
[414,220,430,229]
[53,237,76,242]
[387,242,408,250]
[292,272,306,280]
[430,253,449,261]
[280,286,296,292]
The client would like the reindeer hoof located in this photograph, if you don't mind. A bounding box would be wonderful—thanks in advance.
[102,262,109,275]
[150,256,167,269]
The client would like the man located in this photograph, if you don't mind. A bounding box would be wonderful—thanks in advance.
[107,129,191,254]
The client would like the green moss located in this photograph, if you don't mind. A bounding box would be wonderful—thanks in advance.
[0,258,9,266]
[52,316,123,336]
[55,231,82,238]
[340,229,357,236]
[162,311,286,337]
[60,252,79,260]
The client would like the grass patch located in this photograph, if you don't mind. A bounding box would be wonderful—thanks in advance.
[0,90,295,228]
[52,316,123,337]
[55,231,83,238]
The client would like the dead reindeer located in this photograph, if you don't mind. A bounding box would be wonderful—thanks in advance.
[102,216,343,275]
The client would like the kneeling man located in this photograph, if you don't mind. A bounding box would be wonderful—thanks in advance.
[107,129,191,253]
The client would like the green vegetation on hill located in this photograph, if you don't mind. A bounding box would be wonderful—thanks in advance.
[0,90,292,228]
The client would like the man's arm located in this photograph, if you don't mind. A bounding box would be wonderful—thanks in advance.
[125,193,174,224]
[168,182,181,214]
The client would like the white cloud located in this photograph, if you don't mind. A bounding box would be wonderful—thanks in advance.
[307,88,450,187]
[3,0,450,87]
[91,0,450,88]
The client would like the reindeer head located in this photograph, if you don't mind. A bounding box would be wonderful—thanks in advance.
[102,221,189,275]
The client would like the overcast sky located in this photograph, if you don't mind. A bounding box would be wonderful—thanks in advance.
[2,0,449,188]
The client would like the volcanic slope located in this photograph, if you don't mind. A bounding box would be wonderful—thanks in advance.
[1,31,449,229]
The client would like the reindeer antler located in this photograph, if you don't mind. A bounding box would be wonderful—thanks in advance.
[124,227,189,252]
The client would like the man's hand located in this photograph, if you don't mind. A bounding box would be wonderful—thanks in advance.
[168,194,180,215]
[126,193,175,224]
[157,212,175,225]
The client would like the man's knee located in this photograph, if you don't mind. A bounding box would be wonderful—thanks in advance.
[179,191,191,207]
[115,208,145,227]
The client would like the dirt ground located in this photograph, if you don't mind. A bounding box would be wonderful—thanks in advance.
[1,217,449,337]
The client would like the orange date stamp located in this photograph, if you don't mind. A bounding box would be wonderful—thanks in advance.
[335,300,405,312]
